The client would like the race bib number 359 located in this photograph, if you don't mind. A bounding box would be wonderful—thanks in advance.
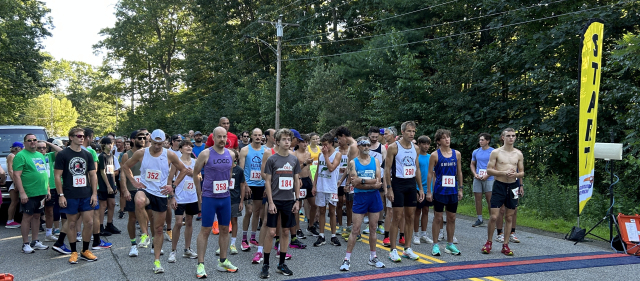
[279,177,293,190]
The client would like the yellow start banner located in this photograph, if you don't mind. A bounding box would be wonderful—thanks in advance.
[578,20,604,214]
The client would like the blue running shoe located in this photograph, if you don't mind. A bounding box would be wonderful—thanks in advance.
[92,240,113,250]
[53,244,72,255]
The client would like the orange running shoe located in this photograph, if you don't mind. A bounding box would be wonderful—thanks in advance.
[229,222,232,233]
[399,236,405,246]
[382,237,391,247]
[212,221,219,235]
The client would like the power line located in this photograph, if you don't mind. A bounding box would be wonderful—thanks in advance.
[283,0,460,43]
[283,4,616,62]
[284,0,569,47]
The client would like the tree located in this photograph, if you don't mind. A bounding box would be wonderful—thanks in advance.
[21,94,78,136]
[0,0,52,123]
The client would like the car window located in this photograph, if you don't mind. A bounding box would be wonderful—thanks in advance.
[0,129,48,157]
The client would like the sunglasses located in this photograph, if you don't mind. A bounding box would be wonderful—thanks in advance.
[26,139,38,143]
[360,144,371,147]
[75,135,85,139]
[137,137,146,140]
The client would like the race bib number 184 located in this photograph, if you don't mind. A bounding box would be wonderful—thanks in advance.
[279,177,293,190]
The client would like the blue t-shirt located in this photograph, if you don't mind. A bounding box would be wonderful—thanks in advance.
[416,153,433,193]
[472,147,494,181]
[193,143,206,158]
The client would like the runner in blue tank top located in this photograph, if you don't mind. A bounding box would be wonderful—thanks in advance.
[238,128,266,251]
[414,135,434,245]
[193,126,238,277]
[384,121,425,262]
[339,137,385,271]
[426,129,463,257]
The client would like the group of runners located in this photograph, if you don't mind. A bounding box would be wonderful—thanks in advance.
[4,116,525,279]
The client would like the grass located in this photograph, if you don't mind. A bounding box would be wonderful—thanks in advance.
[457,199,611,240]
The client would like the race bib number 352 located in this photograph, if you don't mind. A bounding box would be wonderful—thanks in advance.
[145,170,161,182]
[442,175,456,188]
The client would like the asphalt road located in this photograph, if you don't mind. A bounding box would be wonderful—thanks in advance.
[1,198,638,281]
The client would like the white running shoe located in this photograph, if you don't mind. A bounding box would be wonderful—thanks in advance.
[495,234,505,243]
[129,245,139,257]
[168,251,177,263]
[453,236,459,244]
[22,243,35,253]
[509,233,521,243]
[32,240,49,250]
[368,256,385,268]
[183,248,198,259]
[364,216,369,224]
[76,233,82,242]
[45,235,58,242]
[420,235,434,244]
[388,249,401,262]
[412,235,421,245]
[401,248,419,260]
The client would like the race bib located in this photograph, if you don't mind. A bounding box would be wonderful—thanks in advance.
[133,176,141,183]
[512,187,519,199]
[145,170,161,182]
[330,193,339,202]
[299,189,307,199]
[349,184,355,194]
[106,165,115,174]
[312,160,318,166]
[279,177,293,190]
[213,180,228,194]
[478,169,487,177]
[403,166,416,177]
[184,180,195,194]
[73,175,87,187]
[40,198,45,209]
[249,170,262,181]
[442,175,456,188]
[230,178,235,190]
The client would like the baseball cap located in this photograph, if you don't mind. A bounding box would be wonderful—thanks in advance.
[150,129,166,141]
[52,139,64,146]
[130,130,140,140]
[194,131,202,136]
[290,129,303,141]
[11,142,24,149]
[171,134,182,141]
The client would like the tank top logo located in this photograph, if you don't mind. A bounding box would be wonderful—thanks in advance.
[212,158,231,164]
[402,156,414,166]
[251,156,262,163]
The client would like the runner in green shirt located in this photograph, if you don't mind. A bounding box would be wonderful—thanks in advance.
[13,133,50,253]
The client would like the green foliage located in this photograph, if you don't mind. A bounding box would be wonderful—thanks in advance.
[21,94,78,136]
[0,0,52,123]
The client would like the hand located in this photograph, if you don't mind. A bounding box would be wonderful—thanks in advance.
[46,191,51,201]
[239,202,244,212]
[505,169,516,178]
[417,191,425,203]
[305,158,313,165]
[292,201,300,213]
[519,186,524,196]
[59,196,67,208]
[107,187,114,194]
[185,168,194,177]
[312,187,316,196]
[474,173,481,180]
[123,190,132,201]
[160,185,173,195]
[480,174,488,181]
[20,192,28,204]
[170,198,177,210]
[90,195,98,207]
[458,190,463,201]
[426,192,433,202]
[246,188,252,199]
[268,202,277,214]
[386,190,394,203]
[133,181,145,189]
[321,145,328,154]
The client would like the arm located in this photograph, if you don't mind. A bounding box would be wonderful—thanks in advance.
[516,151,525,179]
[456,150,464,200]
[312,161,319,196]
[13,170,27,203]
[470,160,478,178]
[7,154,15,182]
[238,147,248,171]
[0,165,5,185]
[193,149,208,209]
[168,151,188,195]
[325,151,341,172]
[292,174,300,212]
[99,168,113,193]
[55,169,66,207]
[384,144,397,189]
[414,152,425,202]
[89,170,98,207]
[260,149,272,180]
[264,173,275,214]
[486,150,501,177]
[426,152,438,202]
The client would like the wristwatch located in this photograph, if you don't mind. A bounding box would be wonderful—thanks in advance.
[361,178,366,184]
[59,193,64,197]
[168,194,174,199]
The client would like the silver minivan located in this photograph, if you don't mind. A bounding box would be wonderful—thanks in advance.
[0,125,49,201]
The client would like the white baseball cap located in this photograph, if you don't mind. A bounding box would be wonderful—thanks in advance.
[150,129,166,141]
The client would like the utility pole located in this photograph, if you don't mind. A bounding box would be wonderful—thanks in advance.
[250,15,298,130]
